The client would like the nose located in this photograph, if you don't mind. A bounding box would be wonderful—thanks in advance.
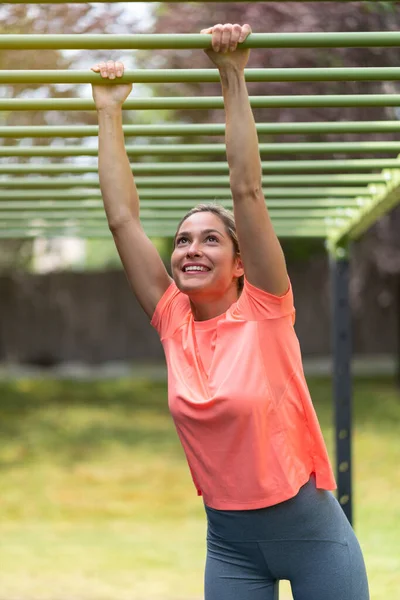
[186,240,202,257]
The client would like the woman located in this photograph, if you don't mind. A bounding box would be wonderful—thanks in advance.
[91,23,369,600]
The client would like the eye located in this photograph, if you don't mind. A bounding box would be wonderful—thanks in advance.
[206,235,218,242]
[176,236,188,245]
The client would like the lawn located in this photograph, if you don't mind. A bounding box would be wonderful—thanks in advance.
[0,376,399,599]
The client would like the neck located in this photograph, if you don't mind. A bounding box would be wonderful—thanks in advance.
[189,285,240,321]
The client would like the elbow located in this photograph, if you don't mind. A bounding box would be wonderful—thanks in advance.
[231,182,263,203]
[108,213,138,234]
[230,169,263,201]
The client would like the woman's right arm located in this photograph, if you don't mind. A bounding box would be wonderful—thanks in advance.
[91,61,173,320]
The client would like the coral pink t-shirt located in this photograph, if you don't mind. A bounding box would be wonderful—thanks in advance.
[151,278,336,510]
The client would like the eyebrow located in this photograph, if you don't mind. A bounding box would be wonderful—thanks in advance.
[176,228,224,237]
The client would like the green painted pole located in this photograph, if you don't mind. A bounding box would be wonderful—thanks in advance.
[1,32,400,50]
[3,122,400,138]
[0,159,397,175]
[0,174,386,188]
[4,95,400,111]
[6,67,400,84]
[0,199,363,211]
[1,142,400,157]
[0,220,333,233]
[0,228,328,240]
[0,159,398,174]
[0,188,371,200]
[0,209,355,220]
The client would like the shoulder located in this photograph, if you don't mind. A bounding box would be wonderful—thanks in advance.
[232,277,295,323]
[150,280,191,339]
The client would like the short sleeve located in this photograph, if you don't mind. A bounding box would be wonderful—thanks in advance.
[234,277,295,323]
[150,281,190,340]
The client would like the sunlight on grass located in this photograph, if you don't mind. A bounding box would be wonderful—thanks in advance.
[0,376,399,599]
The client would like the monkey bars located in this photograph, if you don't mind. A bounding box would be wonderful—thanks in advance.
[1,27,400,534]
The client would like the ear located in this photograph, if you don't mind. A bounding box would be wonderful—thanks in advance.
[234,254,244,278]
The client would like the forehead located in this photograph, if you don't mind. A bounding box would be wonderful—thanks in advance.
[177,211,225,234]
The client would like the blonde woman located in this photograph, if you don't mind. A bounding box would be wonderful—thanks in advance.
[91,23,369,600]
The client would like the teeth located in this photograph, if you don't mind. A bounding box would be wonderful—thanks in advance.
[185,266,208,272]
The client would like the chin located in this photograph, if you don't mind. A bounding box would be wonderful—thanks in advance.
[174,274,213,296]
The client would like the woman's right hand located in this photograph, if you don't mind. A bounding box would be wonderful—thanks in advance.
[91,60,132,110]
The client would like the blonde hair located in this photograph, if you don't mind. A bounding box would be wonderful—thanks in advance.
[174,203,244,292]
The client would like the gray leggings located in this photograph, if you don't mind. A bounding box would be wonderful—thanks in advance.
[204,475,369,600]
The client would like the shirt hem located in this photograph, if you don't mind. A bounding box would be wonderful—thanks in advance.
[201,472,336,511]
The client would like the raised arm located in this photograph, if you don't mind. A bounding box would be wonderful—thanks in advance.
[91,61,172,319]
[201,24,289,296]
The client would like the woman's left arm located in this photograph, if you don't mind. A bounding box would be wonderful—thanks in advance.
[201,23,289,296]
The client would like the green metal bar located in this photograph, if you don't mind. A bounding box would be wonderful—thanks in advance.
[4,122,400,138]
[0,159,398,175]
[0,221,332,234]
[0,228,327,240]
[2,32,400,50]
[0,174,386,188]
[2,142,400,157]
[328,173,400,248]
[7,67,400,85]
[0,188,372,200]
[4,95,400,111]
[0,199,363,211]
[0,209,355,220]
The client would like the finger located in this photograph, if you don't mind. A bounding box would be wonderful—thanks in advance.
[231,24,242,52]
[98,62,108,78]
[200,27,213,34]
[239,23,252,44]
[211,23,223,52]
[107,59,116,79]
[91,64,100,72]
[115,61,124,77]
[221,23,232,53]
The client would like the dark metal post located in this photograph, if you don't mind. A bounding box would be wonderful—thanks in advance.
[329,244,353,525]
[397,274,400,390]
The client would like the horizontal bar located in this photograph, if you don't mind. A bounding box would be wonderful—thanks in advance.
[0,159,398,175]
[0,199,363,211]
[0,209,356,220]
[4,121,400,138]
[2,142,400,157]
[0,220,333,232]
[7,67,400,85]
[0,174,386,189]
[0,228,328,240]
[2,32,400,50]
[4,95,400,111]
[0,188,371,200]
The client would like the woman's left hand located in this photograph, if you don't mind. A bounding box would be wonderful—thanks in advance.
[200,23,252,71]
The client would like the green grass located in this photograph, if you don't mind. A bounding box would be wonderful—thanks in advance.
[0,376,399,599]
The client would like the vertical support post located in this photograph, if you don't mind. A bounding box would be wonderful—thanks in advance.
[329,243,353,525]
[397,273,400,390]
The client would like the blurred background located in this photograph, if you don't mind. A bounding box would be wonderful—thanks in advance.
[0,2,399,599]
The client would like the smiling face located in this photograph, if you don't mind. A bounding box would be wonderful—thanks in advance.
[171,211,244,299]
